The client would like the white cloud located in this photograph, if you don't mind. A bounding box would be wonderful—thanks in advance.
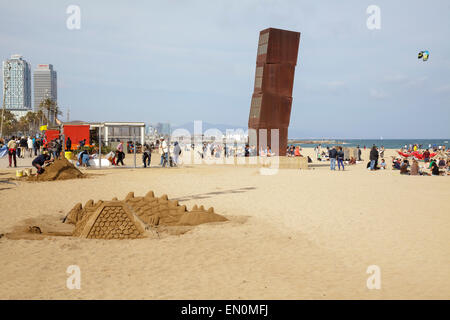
[434,84,450,93]
[383,74,408,83]
[369,88,388,99]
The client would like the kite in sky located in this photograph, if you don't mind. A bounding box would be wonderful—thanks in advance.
[418,50,429,61]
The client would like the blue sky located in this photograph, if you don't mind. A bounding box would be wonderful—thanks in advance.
[1,0,450,138]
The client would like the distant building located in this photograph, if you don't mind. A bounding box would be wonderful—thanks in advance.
[34,63,57,123]
[89,122,146,146]
[155,122,171,136]
[2,54,32,118]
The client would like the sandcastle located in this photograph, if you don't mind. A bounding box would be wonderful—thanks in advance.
[65,191,227,239]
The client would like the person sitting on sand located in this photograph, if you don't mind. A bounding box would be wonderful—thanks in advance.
[410,160,419,176]
[32,151,53,175]
[428,158,437,170]
[349,157,356,165]
[423,149,431,162]
[379,159,387,170]
[400,160,409,175]
[431,162,440,176]
[438,158,446,169]
[294,146,301,157]
[392,158,402,170]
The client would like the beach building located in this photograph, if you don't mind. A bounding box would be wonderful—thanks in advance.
[88,121,146,147]
[2,54,32,118]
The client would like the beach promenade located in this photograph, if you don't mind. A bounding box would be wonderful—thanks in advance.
[0,147,449,299]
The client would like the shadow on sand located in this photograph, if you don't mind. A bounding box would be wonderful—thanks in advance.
[173,186,256,201]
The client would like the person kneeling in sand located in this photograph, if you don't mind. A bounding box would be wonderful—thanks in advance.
[77,150,91,167]
[32,151,53,175]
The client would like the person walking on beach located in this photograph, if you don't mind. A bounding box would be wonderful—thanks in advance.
[173,141,181,166]
[142,143,152,168]
[369,145,379,170]
[357,145,362,161]
[337,147,345,170]
[27,136,33,157]
[160,137,168,167]
[329,146,337,170]
[116,141,125,166]
[33,137,38,156]
[7,136,17,168]
[19,136,27,158]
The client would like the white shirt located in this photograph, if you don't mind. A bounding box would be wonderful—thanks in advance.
[162,140,168,153]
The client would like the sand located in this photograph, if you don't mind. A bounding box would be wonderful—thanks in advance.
[0,147,449,299]
[26,158,83,181]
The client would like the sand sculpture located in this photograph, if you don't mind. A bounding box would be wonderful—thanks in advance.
[27,158,83,181]
[65,191,227,239]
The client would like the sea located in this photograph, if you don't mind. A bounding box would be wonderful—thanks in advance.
[294,139,450,150]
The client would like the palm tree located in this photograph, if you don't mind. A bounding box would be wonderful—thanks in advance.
[39,98,56,126]
[23,111,40,133]
[1,110,18,136]
[54,104,63,125]
[36,109,47,127]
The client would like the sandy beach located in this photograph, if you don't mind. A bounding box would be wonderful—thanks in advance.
[0,147,449,299]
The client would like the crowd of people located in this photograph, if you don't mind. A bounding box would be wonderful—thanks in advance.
[2,134,449,176]
[0,135,63,174]
[0,135,47,168]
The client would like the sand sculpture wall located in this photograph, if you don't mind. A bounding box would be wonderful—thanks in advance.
[248,28,300,156]
[66,191,227,239]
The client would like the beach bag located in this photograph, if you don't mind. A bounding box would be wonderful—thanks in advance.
[106,151,115,161]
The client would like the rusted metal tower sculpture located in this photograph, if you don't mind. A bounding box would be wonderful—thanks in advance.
[248,28,300,156]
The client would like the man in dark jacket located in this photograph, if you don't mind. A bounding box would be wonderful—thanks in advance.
[369,145,379,170]
[329,146,338,170]
[66,137,72,151]
[32,152,53,174]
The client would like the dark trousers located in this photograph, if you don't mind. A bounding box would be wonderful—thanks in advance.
[117,152,124,166]
[143,153,151,167]
[8,149,17,167]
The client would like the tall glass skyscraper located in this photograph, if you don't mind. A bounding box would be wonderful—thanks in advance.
[2,54,32,118]
[33,64,57,110]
